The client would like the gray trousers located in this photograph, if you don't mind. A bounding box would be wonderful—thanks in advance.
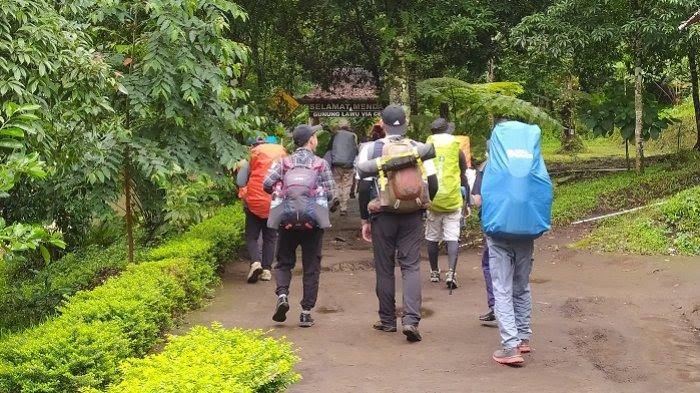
[486,235,534,349]
[371,211,423,327]
[244,209,278,269]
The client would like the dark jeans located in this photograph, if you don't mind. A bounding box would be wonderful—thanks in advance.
[245,209,278,269]
[482,237,495,309]
[274,228,324,311]
[371,211,423,327]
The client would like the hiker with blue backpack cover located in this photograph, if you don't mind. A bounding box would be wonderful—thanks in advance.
[477,119,553,366]
[263,124,336,328]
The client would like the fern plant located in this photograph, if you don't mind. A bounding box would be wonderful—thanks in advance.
[417,77,563,138]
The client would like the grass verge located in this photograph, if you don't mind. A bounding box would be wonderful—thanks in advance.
[552,151,700,225]
[575,186,700,255]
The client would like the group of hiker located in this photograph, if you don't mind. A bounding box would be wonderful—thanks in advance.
[235,104,553,366]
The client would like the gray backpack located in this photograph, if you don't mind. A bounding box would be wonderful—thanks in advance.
[331,130,358,168]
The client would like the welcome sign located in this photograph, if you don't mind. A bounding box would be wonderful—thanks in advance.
[308,102,382,118]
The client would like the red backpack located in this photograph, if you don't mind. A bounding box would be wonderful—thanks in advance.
[238,144,286,218]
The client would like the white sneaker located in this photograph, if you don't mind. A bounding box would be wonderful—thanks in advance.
[260,269,272,281]
[446,270,458,289]
[247,261,263,283]
[430,270,441,283]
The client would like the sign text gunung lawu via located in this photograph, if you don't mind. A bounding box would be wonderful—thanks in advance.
[308,102,382,118]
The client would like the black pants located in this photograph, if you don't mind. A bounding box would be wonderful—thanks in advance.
[371,211,423,327]
[245,209,278,269]
[274,228,324,311]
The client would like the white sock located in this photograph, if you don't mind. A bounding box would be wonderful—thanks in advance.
[302,310,311,315]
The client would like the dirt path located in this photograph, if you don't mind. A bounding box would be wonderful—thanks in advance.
[182,204,700,393]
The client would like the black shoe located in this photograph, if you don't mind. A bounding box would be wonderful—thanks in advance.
[272,295,290,323]
[329,198,340,213]
[372,321,397,332]
[479,309,496,322]
[402,325,422,342]
[299,312,315,327]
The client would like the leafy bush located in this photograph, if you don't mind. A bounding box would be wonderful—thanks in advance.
[103,324,300,393]
[0,203,258,392]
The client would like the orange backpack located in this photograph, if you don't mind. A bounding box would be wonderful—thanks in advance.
[454,135,473,168]
[239,144,287,218]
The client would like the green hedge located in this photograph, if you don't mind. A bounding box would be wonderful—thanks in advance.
[100,324,300,393]
[0,204,251,392]
[0,239,140,332]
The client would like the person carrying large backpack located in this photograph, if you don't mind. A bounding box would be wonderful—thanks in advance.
[329,121,359,216]
[424,118,470,290]
[236,137,286,284]
[356,105,439,343]
[263,124,335,328]
[478,119,553,366]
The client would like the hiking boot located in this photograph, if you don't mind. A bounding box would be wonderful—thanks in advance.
[299,312,315,328]
[445,270,458,289]
[402,325,422,342]
[478,308,496,322]
[260,269,272,281]
[272,295,290,323]
[429,270,441,283]
[518,339,532,353]
[247,261,263,283]
[492,347,524,365]
[372,321,397,332]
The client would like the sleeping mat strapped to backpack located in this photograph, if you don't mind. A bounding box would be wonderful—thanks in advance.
[481,121,552,239]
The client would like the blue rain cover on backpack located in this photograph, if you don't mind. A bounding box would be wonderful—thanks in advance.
[481,121,553,239]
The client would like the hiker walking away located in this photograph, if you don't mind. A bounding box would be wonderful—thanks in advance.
[471,149,496,323]
[329,121,359,216]
[479,119,553,365]
[355,105,439,342]
[236,136,286,284]
[263,125,335,328]
[425,118,470,290]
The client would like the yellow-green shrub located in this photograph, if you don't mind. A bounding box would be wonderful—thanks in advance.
[105,324,300,393]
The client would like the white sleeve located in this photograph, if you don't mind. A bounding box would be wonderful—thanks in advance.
[423,159,436,177]
[355,142,374,180]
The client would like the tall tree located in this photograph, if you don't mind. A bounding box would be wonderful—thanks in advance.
[514,0,683,172]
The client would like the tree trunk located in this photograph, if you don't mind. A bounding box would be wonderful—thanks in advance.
[487,57,495,129]
[439,102,450,121]
[634,65,645,173]
[689,49,700,150]
[560,75,578,151]
[124,148,134,264]
[389,36,411,121]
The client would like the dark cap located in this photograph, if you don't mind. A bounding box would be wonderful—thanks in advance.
[381,105,408,135]
[292,124,322,147]
[430,118,455,134]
